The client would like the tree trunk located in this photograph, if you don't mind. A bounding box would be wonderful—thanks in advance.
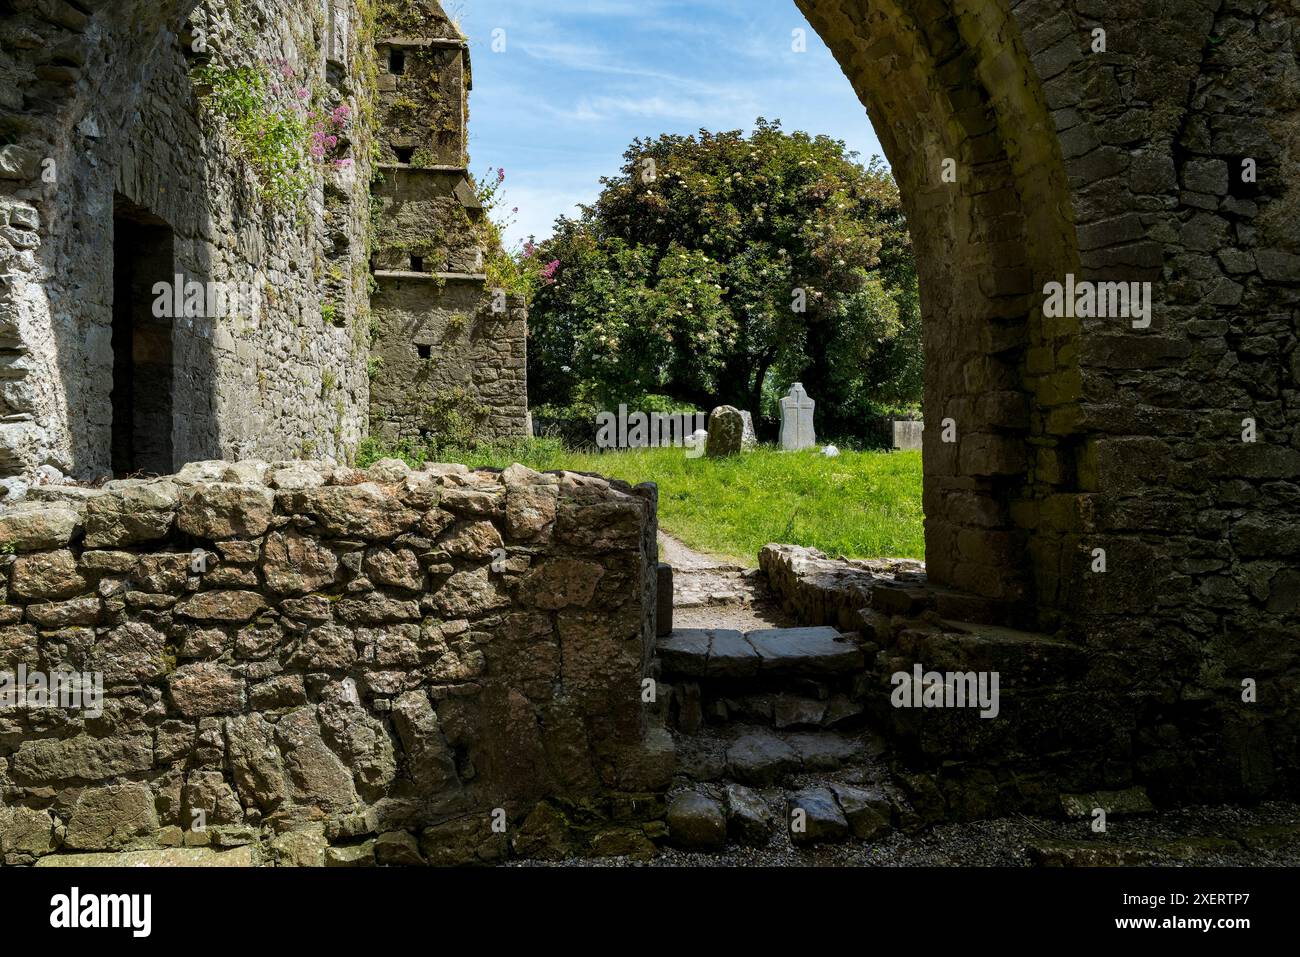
[750,353,774,422]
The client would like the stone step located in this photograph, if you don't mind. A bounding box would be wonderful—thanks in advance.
[665,779,900,851]
[34,845,258,867]
[663,681,866,733]
[657,626,864,681]
[673,727,875,786]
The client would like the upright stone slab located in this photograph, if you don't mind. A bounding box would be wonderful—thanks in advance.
[739,411,758,450]
[892,420,923,451]
[705,406,744,458]
[779,384,816,451]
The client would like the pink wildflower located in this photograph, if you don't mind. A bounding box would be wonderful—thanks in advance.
[296,87,310,100]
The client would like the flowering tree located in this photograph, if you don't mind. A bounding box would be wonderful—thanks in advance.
[526,119,921,436]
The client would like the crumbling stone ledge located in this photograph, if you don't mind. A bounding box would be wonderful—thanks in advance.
[759,543,925,632]
[0,458,672,866]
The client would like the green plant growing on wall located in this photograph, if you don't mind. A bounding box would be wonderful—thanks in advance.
[377,0,431,35]
[474,168,550,302]
[194,62,353,209]
[444,312,468,338]
[424,388,489,450]
[333,396,347,445]
[410,147,439,167]
[194,64,312,206]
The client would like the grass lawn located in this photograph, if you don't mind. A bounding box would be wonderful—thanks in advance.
[415,440,924,566]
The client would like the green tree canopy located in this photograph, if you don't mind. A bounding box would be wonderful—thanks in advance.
[527,119,921,439]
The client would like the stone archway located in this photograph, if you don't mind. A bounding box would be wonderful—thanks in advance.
[799,0,1083,627]
[3,0,1298,808]
[796,0,1300,803]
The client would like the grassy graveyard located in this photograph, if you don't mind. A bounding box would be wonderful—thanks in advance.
[360,438,924,565]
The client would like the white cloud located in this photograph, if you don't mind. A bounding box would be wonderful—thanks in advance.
[487,178,601,248]
[539,92,757,125]
[457,0,889,245]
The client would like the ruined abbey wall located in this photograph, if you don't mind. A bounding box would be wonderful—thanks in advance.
[0,458,664,865]
[367,2,531,448]
[1,0,527,491]
[1,0,375,487]
[799,0,1300,804]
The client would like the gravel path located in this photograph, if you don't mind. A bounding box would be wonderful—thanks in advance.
[511,800,1300,867]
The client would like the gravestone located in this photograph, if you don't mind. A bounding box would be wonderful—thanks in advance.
[779,384,816,451]
[892,420,923,451]
[739,411,758,450]
[705,406,745,457]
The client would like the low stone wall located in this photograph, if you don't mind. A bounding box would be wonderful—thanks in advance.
[759,544,925,633]
[763,541,1300,819]
[0,459,670,865]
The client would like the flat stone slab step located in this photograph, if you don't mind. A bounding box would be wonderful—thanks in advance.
[666,781,896,851]
[670,733,863,785]
[35,845,258,867]
[657,626,864,680]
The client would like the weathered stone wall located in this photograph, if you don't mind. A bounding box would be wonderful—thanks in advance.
[800,0,1300,805]
[0,459,666,865]
[0,0,375,487]
[367,0,530,447]
[370,279,530,445]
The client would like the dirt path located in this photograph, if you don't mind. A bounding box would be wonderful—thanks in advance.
[655,529,741,571]
[657,530,794,631]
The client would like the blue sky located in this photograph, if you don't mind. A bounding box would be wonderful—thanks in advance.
[450,0,886,247]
